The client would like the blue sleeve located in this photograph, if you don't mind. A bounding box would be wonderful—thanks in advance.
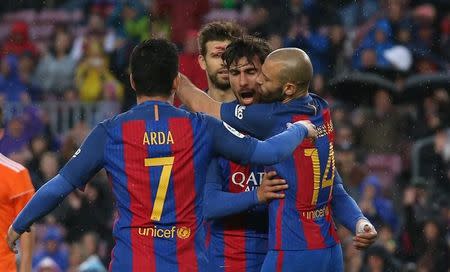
[331,171,366,233]
[59,124,106,188]
[12,174,75,233]
[203,158,259,220]
[220,101,275,138]
[207,116,308,165]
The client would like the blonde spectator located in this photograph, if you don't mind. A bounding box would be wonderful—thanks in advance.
[75,41,123,102]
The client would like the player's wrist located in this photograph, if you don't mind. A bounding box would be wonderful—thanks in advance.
[356,218,374,234]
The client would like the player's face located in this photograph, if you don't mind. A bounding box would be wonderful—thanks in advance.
[200,40,231,90]
[256,60,284,102]
[228,56,262,106]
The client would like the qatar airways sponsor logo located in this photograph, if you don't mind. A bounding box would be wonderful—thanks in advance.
[231,171,265,191]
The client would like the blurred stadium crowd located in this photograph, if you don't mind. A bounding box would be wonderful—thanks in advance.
[0,0,449,271]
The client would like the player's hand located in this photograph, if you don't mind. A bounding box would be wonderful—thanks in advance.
[257,171,288,204]
[6,225,21,254]
[176,73,192,91]
[353,219,377,250]
[291,120,317,139]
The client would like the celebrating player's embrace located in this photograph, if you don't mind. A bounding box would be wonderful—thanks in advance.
[6,21,377,272]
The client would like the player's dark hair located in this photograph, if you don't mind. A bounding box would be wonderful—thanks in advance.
[129,39,179,97]
[222,35,271,69]
[198,21,243,56]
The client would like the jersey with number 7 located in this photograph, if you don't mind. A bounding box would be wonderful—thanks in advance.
[56,100,309,272]
[221,93,340,251]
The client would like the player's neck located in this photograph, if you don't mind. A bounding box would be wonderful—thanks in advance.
[282,90,309,104]
[137,95,173,105]
[208,87,235,103]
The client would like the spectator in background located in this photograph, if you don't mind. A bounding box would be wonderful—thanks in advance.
[75,41,123,102]
[0,116,29,156]
[441,11,450,62]
[328,22,347,76]
[71,13,117,62]
[34,152,60,189]
[154,0,209,46]
[27,135,50,189]
[354,20,394,70]
[68,243,83,272]
[148,2,171,40]
[35,257,61,272]
[32,226,69,271]
[108,1,149,43]
[335,145,367,199]
[53,191,91,243]
[33,28,77,99]
[358,89,406,153]
[361,245,400,272]
[284,20,332,76]
[78,232,107,272]
[0,55,28,102]
[267,33,283,50]
[0,21,38,58]
[339,0,379,29]
[359,175,398,232]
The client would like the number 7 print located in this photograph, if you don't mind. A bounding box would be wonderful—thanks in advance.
[144,156,175,221]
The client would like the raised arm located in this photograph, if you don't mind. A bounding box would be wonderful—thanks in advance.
[209,116,317,165]
[177,74,222,119]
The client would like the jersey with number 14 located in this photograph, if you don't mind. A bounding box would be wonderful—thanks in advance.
[221,94,340,251]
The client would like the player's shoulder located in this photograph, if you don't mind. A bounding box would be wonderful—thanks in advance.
[310,93,330,110]
[0,153,27,175]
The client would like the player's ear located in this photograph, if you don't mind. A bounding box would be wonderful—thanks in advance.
[283,82,297,96]
[129,73,136,91]
[198,54,207,71]
[171,74,180,92]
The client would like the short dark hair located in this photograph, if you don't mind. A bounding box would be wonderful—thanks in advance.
[198,21,243,56]
[129,39,179,97]
[222,35,271,69]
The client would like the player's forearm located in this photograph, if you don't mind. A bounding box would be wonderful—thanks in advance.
[19,228,34,272]
[331,183,366,233]
[203,182,259,220]
[12,174,75,233]
[177,74,221,118]
[249,123,308,165]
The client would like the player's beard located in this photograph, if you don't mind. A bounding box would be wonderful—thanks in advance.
[259,87,285,103]
[208,71,230,91]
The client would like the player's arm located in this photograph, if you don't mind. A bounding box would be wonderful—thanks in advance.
[331,171,377,249]
[11,170,35,272]
[209,117,316,165]
[18,230,34,272]
[220,101,274,138]
[203,160,289,220]
[177,74,222,119]
[7,125,107,252]
[203,158,258,220]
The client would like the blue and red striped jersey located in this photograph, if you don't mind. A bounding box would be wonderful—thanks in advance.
[207,158,267,272]
[221,94,341,251]
[53,100,309,271]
